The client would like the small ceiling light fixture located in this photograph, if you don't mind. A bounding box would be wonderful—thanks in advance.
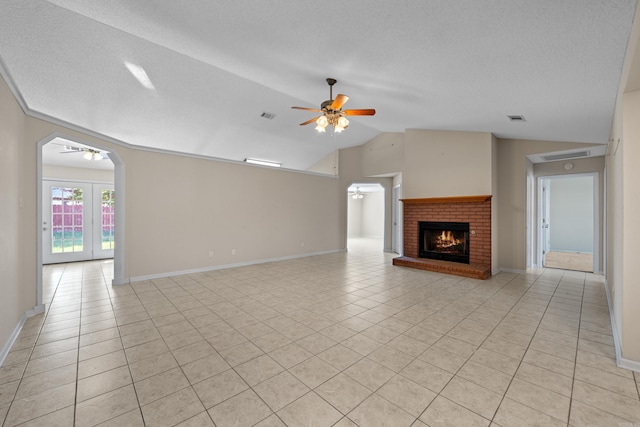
[83,149,104,161]
[564,162,574,170]
[351,187,364,199]
[125,61,156,90]
[244,158,281,168]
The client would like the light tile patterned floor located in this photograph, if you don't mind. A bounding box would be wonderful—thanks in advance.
[1,239,639,426]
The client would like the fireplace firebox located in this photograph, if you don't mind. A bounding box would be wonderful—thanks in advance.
[419,221,470,264]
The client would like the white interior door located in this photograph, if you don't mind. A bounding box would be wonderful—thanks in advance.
[43,181,114,264]
[540,178,551,266]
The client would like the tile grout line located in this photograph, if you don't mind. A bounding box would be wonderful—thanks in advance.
[104,261,146,425]
[566,273,586,427]
[71,262,85,426]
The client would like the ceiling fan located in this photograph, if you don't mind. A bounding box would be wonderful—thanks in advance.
[349,187,364,199]
[291,78,375,133]
[60,145,109,161]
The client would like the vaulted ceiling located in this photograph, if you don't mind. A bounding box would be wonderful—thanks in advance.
[0,1,637,170]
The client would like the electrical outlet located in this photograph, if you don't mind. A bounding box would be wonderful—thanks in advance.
[231,249,236,255]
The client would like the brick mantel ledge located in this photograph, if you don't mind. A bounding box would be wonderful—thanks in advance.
[401,195,492,204]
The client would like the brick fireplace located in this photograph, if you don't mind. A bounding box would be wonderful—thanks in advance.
[393,195,492,279]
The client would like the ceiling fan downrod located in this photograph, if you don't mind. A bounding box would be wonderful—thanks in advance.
[326,78,337,102]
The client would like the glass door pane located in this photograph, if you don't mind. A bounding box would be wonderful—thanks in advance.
[93,184,115,260]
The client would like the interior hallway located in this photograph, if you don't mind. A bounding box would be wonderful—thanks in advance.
[1,239,639,426]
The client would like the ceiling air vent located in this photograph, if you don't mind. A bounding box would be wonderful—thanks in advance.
[542,151,591,162]
[507,115,526,122]
[260,111,276,120]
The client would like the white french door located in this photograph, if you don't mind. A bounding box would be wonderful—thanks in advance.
[43,181,114,264]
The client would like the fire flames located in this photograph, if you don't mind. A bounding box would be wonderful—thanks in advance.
[435,230,462,250]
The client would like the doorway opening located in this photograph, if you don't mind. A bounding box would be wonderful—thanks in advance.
[537,173,598,272]
[347,183,385,253]
[42,138,115,264]
[37,135,125,308]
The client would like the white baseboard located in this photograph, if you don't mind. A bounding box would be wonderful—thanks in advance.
[603,278,640,373]
[126,249,346,284]
[112,277,131,286]
[498,267,528,274]
[617,356,640,372]
[0,304,45,367]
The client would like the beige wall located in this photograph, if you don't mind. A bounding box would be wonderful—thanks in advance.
[621,89,640,361]
[42,165,115,183]
[360,132,404,177]
[404,129,494,199]
[307,150,338,175]
[0,73,30,355]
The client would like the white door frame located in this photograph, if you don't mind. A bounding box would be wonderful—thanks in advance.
[392,184,403,255]
[536,172,600,271]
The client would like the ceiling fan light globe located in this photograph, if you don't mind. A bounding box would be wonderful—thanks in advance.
[316,116,328,126]
[338,117,349,128]
[83,152,93,160]
[315,124,326,132]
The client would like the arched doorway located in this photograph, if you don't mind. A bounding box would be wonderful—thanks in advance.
[346,183,385,252]
[37,134,126,306]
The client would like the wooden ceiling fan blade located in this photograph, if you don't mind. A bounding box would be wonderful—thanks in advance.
[330,94,349,110]
[299,116,320,126]
[292,106,321,112]
[343,109,376,116]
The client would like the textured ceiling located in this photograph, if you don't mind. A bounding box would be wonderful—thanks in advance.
[0,0,637,171]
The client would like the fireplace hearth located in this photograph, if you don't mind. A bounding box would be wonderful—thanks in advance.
[419,221,470,264]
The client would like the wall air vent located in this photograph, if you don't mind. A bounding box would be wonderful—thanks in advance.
[542,150,591,162]
[507,115,526,122]
[260,112,276,120]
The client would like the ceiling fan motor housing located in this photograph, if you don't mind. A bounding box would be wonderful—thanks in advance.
[321,100,335,111]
